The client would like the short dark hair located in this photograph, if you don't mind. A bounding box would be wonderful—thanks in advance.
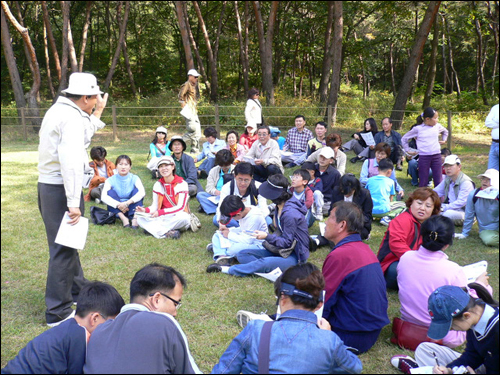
[268,173,292,205]
[421,215,454,251]
[293,169,311,182]
[382,117,392,124]
[441,148,452,157]
[274,263,325,310]
[325,133,342,149]
[315,121,327,129]
[330,201,364,234]
[257,125,270,135]
[248,88,259,99]
[226,130,239,142]
[204,126,218,138]
[295,115,306,122]
[220,195,245,217]
[374,142,391,157]
[64,93,83,100]
[378,158,394,172]
[90,146,107,161]
[130,263,187,302]
[339,173,361,196]
[234,162,254,176]
[215,149,234,167]
[302,162,316,171]
[115,155,132,167]
[75,281,125,319]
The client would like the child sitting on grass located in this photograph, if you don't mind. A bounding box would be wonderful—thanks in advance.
[302,161,324,221]
[289,169,315,227]
[84,146,115,203]
[2,282,124,374]
[366,158,406,226]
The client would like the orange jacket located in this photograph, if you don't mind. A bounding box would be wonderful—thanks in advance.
[84,159,115,201]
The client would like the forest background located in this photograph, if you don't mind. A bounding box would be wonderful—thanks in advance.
[1,1,499,374]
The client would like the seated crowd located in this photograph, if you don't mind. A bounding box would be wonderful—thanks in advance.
[4,106,498,375]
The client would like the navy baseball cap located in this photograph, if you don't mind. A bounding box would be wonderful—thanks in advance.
[427,285,470,340]
[259,179,285,200]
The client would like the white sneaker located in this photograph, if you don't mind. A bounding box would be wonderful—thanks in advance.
[95,198,101,204]
[47,310,76,328]
[380,216,391,226]
[236,310,273,329]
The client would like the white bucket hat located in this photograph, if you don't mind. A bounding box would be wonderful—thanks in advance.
[61,73,103,95]
[478,169,499,189]
[187,69,201,77]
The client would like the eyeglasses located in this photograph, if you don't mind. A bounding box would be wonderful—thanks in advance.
[236,177,252,184]
[150,292,182,309]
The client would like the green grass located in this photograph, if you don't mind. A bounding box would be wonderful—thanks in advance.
[1,126,498,373]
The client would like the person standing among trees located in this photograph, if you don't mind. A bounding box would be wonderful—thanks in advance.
[178,69,202,154]
[38,72,108,327]
[485,103,499,170]
[245,88,263,127]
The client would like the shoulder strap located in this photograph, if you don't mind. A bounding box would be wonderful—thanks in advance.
[409,222,419,249]
[251,98,262,109]
[258,321,275,374]
[155,144,166,156]
[472,187,482,204]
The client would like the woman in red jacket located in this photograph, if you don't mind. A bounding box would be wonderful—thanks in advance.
[377,187,441,290]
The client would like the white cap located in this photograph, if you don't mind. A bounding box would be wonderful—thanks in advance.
[319,147,335,159]
[156,156,175,169]
[442,155,461,166]
[478,169,499,189]
[246,122,257,131]
[62,73,103,95]
[155,126,167,134]
[187,69,201,77]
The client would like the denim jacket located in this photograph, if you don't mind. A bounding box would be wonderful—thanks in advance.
[211,309,362,374]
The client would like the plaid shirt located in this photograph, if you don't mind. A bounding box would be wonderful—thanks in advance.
[284,128,314,153]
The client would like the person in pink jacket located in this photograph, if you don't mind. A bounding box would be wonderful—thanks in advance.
[397,215,492,348]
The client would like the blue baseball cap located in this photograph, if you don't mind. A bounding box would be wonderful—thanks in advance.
[427,285,470,340]
[269,126,281,137]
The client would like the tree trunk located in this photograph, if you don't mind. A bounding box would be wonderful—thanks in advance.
[43,18,56,98]
[1,7,26,115]
[473,2,488,106]
[116,1,136,96]
[104,1,130,91]
[192,0,219,102]
[1,1,41,129]
[319,1,334,104]
[213,1,226,64]
[14,3,35,79]
[423,15,439,108]
[389,42,396,97]
[65,1,78,74]
[41,1,61,80]
[57,0,70,99]
[183,2,209,97]
[486,0,498,96]
[327,1,343,126]
[78,1,92,72]
[390,1,441,130]
[234,1,248,94]
[252,1,279,106]
[175,1,194,70]
[440,14,449,94]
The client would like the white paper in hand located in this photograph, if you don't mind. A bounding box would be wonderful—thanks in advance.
[360,132,375,146]
[462,260,488,283]
[55,212,89,250]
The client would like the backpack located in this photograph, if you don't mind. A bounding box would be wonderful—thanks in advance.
[90,206,116,225]
[472,187,499,204]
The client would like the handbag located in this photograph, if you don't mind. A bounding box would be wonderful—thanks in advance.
[263,239,297,258]
[390,317,443,351]
[180,104,193,120]
[90,206,116,225]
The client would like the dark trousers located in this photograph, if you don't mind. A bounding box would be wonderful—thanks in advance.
[38,183,88,324]
[333,328,382,354]
[418,154,442,187]
[384,261,399,291]
[253,164,282,183]
[106,187,143,220]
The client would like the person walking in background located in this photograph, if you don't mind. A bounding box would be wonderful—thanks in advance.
[38,72,108,327]
[84,146,115,203]
[402,107,448,187]
[245,88,263,126]
[178,69,202,154]
[485,103,499,170]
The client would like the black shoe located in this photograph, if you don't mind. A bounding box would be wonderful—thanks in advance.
[350,157,359,163]
[287,162,297,168]
[198,170,208,179]
[198,205,206,214]
[309,237,318,253]
[206,263,222,273]
[206,243,213,253]
[396,163,403,171]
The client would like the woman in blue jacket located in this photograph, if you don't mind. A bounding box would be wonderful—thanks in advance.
[206,174,314,277]
[211,263,362,374]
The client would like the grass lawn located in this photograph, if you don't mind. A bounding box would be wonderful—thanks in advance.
[1,125,498,373]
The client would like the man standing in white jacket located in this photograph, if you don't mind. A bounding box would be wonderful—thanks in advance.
[38,73,108,327]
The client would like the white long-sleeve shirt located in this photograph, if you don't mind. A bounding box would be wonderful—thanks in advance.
[38,96,105,207]
[485,104,499,140]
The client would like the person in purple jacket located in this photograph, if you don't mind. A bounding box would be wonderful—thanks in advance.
[402,107,448,188]
[322,201,390,353]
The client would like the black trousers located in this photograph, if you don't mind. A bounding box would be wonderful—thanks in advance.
[253,164,282,183]
[38,183,87,324]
